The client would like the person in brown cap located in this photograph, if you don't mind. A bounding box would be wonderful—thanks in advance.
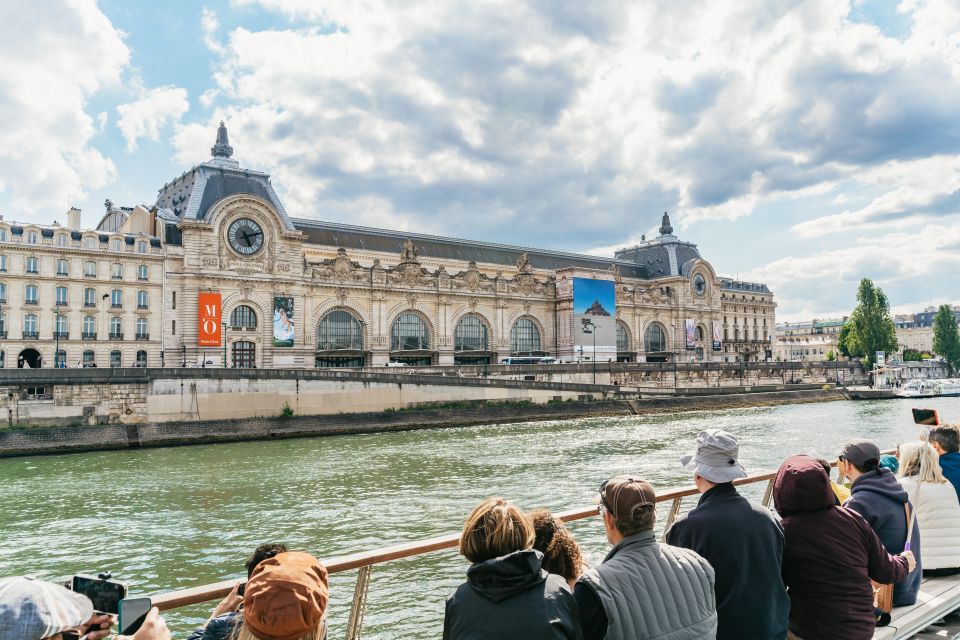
[233,551,329,640]
[573,477,717,640]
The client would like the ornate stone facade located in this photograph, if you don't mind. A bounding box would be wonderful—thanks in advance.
[0,126,776,369]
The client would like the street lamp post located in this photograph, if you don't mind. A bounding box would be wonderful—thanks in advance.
[222,321,228,368]
[52,309,61,368]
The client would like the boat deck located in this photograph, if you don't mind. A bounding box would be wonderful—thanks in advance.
[876,573,960,639]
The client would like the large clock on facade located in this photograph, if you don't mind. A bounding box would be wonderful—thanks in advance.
[693,273,707,296]
[227,218,264,256]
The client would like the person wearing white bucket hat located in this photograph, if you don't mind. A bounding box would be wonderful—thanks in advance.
[0,576,170,640]
[666,429,790,640]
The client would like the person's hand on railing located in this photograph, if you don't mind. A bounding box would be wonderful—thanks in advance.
[116,607,171,640]
[900,550,917,573]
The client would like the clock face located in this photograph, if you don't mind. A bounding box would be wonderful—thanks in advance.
[693,273,707,296]
[227,218,264,256]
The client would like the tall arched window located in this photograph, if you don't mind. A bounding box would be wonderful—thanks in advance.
[82,350,95,367]
[230,305,258,329]
[454,315,489,352]
[644,323,666,352]
[317,310,364,350]
[695,325,705,341]
[510,317,541,354]
[110,350,121,367]
[136,350,147,367]
[616,321,630,352]
[391,313,429,351]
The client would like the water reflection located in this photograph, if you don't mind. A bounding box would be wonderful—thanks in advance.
[1,397,957,638]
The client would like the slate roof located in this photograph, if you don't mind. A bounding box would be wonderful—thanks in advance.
[291,218,651,278]
[719,278,771,294]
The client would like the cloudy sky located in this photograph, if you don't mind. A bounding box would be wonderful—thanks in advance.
[1,0,958,321]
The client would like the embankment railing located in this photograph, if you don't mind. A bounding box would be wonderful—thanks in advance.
[150,466,797,639]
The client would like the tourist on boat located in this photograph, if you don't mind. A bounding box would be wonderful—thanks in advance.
[186,542,288,640]
[666,430,789,640]
[529,508,587,589]
[897,441,960,577]
[815,458,850,503]
[0,576,170,640]
[839,438,922,606]
[774,455,913,640]
[880,453,899,474]
[574,477,717,640]
[233,551,328,640]
[443,497,581,640]
[928,424,960,499]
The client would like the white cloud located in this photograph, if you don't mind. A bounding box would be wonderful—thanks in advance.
[116,86,189,152]
[0,0,128,219]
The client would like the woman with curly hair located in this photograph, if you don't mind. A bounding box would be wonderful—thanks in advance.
[529,508,587,589]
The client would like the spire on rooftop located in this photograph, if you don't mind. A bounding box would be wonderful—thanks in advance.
[211,121,234,158]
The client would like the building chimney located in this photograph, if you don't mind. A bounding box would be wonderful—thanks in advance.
[67,207,81,230]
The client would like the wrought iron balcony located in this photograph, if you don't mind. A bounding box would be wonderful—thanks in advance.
[84,302,96,308]
[82,332,97,340]
[135,333,149,340]
[111,303,122,309]
[24,299,37,305]
[137,304,148,310]
[54,331,69,340]
[109,332,124,340]
[22,331,38,339]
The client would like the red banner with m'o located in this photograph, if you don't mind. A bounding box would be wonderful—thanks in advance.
[198,292,222,346]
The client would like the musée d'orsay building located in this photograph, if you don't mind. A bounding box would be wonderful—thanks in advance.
[0,124,775,369]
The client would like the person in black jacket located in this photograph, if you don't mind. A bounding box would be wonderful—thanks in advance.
[665,429,790,640]
[443,497,582,640]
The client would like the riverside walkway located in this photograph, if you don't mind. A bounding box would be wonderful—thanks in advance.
[145,453,960,640]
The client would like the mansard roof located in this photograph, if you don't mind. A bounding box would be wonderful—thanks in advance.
[292,218,651,278]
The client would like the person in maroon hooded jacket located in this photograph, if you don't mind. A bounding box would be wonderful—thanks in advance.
[773,455,916,640]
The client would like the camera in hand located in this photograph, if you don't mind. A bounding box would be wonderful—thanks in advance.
[119,596,152,635]
[912,407,939,426]
[70,573,128,614]
[237,582,245,596]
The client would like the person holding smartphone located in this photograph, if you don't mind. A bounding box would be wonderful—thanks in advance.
[186,543,288,640]
[0,576,169,640]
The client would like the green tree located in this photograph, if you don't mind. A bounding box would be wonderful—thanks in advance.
[932,304,960,375]
[825,350,835,361]
[837,321,862,358]
[847,278,897,370]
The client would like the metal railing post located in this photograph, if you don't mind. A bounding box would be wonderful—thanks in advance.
[345,565,373,640]
[661,496,683,540]
[761,479,775,508]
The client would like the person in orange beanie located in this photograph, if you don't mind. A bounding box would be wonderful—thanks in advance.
[233,551,329,640]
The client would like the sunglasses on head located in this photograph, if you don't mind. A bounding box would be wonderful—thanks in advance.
[598,478,642,516]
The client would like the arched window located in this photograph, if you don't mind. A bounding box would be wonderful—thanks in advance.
[56,234,68,247]
[232,341,256,368]
[644,323,666,352]
[55,349,66,368]
[510,317,541,354]
[83,316,96,338]
[695,325,704,341]
[110,350,121,367]
[230,305,258,329]
[25,283,40,304]
[83,237,95,250]
[26,256,38,273]
[136,350,147,367]
[82,350,95,367]
[391,313,429,351]
[136,241,147,254]
[136,317,148,339]
[56,258,69,275]
[616,322,630,352]
[317,309,363,350]
[454,315,489,352]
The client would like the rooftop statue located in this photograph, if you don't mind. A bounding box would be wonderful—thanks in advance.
[659,211,673,236]
[400,238,420,262]
[211,121,234,158]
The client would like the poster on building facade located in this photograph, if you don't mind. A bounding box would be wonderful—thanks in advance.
[198,292,222,346]
[685,318,696,350]
[273,296,295,347]
[712,321,722,351]
[573,277,616,357]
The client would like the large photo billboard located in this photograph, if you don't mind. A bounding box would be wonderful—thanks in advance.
[198,292,221,346]
[273,296,295,347]
[712,320,722,351]
[685,318,696,350]
[573,277,616,358]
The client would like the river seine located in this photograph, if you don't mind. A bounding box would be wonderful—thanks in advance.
[2,397,958,638]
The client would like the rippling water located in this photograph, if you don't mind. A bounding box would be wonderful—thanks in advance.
[2,397,957,638]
